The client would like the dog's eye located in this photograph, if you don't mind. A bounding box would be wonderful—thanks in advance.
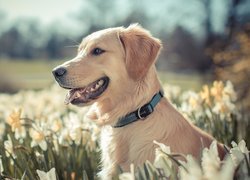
[92,48,105,56]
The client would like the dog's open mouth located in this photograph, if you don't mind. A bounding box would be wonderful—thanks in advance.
[64,76,109,105]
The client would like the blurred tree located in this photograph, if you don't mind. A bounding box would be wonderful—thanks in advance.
[201,0,250,145]
[159,26,211,72]
[0,26,22,58]
[46,33,62,59]
[0,20,45,59]
[211,25,250,110]
[0,0,249,68]
[206,0,250,107]
[210,25,250,146]
[22,20,45,59]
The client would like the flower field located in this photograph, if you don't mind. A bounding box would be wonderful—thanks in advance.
[0,81,249,180]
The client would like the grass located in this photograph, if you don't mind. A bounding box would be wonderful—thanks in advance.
[0,59,207,91]
[158,71,208,91]
[0,59,65,90]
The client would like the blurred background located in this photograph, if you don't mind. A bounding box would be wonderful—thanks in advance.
[0,1,250,177]
[0,0,249,110]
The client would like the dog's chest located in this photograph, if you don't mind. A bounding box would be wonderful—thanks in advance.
[100,126,156,172]
[100,126,129,166]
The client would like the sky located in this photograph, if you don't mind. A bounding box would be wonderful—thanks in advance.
[0,0,87,37]
[0,0,82,25]
[1,0,247,40]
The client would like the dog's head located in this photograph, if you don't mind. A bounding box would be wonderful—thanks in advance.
[52,24,162,107]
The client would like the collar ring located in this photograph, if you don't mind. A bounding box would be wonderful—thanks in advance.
[137,106,144,119]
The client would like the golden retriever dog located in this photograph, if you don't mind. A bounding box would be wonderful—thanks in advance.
[52,24,225,179]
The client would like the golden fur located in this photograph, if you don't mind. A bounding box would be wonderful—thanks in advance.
[54,24,225,179]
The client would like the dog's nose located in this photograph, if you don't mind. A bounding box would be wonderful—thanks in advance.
[52,67,67,77]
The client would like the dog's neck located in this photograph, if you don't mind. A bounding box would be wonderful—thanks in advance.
[113,90,164,128]
[86,66,163,126]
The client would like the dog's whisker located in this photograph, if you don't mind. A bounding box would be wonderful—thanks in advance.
[63,45,80,48]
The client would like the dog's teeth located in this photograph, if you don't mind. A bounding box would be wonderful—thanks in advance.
[98,80,104,86]
[80,87,87,93]
[90,88,95,92]
[95,84,100,89]
[75,92,81,98]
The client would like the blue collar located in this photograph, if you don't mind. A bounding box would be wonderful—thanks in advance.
[113,90,164,128]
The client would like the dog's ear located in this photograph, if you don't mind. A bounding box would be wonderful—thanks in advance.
[119,24,162,80]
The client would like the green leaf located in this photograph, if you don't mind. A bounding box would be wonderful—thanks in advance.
[82,170,89,180]
[143,163,151,179]
[21,170,27,180]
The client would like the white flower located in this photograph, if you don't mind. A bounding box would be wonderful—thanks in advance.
[0,122,5,140]
[201,141,235,179]
[180,91,203,118]
[69,127,82,145]
[180,141,236,180]
[58,129,72,146]
[65,113,83,144]
[0,156,3,173]
[201,141,220,179]
[4,135,16,158]
[179,155,203,180]
[230,140,249,166]
[153,141,171,155]
[218,156,235,180]
[163,84,181,100]
[232,140,249,155]
[36,167,57,180]
[6,108,22,131]
[14,126,26,140]
[153,141,172,177]
[210,81,237,119]
[30,128,47,151]
[51,119,62,133]
[6,108,26,139]
[224,81,237,101]
[212,100,236,119]
[82,131,91,145]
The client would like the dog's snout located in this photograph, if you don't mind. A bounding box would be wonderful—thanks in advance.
[52,67,67,78]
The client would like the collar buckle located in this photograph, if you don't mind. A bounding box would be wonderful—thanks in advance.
[137,104,154,119]
[113,90,163,128]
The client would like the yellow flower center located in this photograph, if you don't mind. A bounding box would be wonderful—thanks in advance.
[6,109,22,131]
[32,130,45,142]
